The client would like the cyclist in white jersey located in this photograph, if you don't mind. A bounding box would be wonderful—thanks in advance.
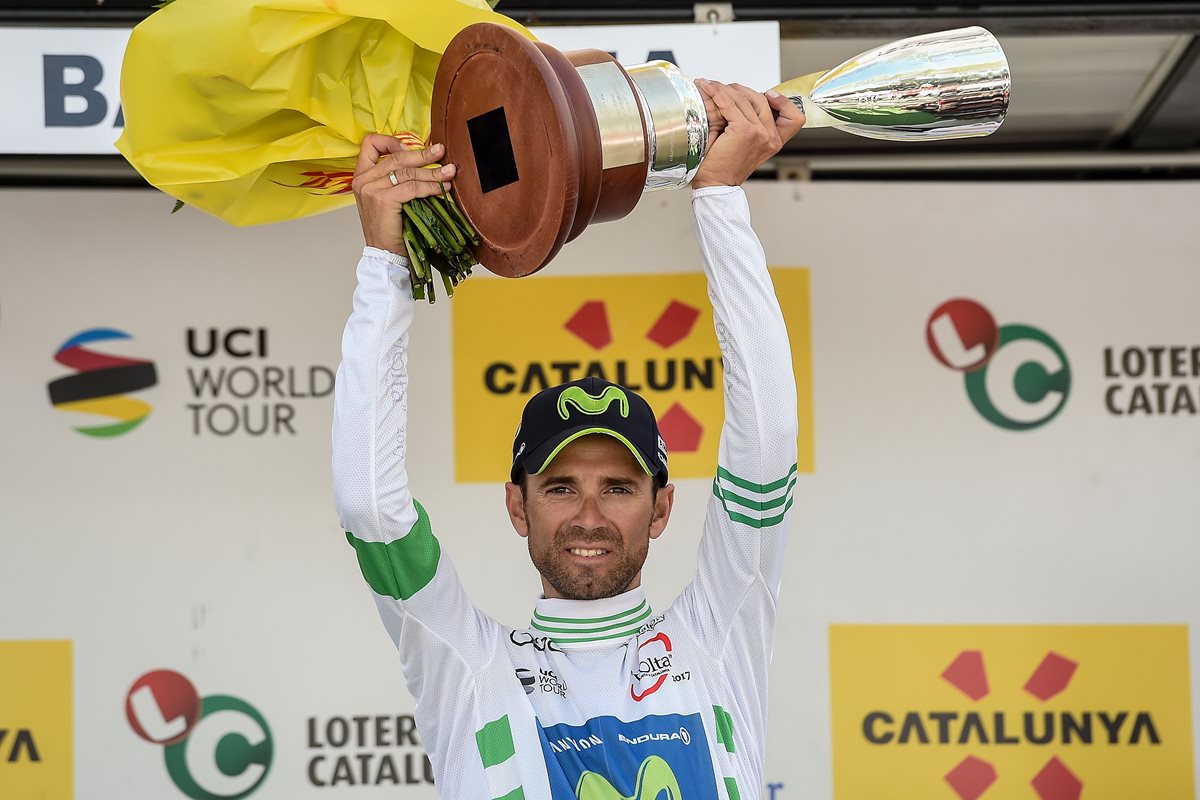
[334,79,805,800]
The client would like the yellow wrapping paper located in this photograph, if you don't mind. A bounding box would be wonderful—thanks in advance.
[115,0,532,226]
[772,72,821,100]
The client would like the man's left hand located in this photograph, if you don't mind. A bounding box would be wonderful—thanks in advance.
[691,81,805,189]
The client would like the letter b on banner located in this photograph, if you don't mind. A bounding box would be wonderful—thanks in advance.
[44,55,111,127]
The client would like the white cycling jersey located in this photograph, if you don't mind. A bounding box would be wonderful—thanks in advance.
[334,185,798,800]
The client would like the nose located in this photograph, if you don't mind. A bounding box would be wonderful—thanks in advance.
[572,492,607,529]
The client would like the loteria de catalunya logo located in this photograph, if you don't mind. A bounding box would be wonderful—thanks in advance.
[927,299,1070,431]
[127,669,273,800]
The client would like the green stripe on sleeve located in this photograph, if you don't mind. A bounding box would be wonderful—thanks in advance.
[476,715,517,769]
[712,481,795,529]
[716,464,798,493]
[494,788,525,800]
[345,500,440,601]
[716,476,798,511]
[724,777,742,800]
[714,705,736,753]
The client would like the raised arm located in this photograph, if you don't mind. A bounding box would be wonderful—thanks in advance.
[333,136,497,682]
[673,83,805,654]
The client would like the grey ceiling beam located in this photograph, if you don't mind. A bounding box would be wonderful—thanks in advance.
[776,150,1200,173]
[1103,34,1195,145]
[6,150,1200,187]
[777,15,1200,38]
[6,1,1200,27]
[1123,36,1200,148]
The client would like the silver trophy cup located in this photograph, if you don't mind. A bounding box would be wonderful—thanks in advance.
[431,24,1010,276]
[622,26,1011,190]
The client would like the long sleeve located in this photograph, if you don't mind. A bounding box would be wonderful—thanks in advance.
[671,185,799,764]
[333,247,433,598]
[332,247,501,784]
[333,247,422,554]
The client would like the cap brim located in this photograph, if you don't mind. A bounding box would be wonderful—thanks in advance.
[522,425,657,480]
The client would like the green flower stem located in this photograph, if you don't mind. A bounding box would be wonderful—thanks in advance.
[399,193,479,303]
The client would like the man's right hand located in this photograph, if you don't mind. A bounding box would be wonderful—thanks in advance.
[351,134,457,255]
[691,81,805,189]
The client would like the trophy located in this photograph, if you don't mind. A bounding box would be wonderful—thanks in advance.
[430,24,1010,277]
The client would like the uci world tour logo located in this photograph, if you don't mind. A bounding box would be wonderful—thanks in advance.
[927,299,1070,431]
[127,669,273,800]
[48,328,158,436]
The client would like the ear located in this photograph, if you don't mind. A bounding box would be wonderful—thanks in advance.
[504,481,530,538]
[648,483,674,541]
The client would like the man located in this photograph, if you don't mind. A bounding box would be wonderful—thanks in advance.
[334,79,804,799]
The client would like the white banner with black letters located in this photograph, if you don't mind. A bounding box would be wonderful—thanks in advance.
[0,22,780,155]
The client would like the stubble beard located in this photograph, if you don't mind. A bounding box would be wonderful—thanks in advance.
[528,523,650,601]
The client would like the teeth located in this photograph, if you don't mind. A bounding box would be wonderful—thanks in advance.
[569,548,607,557]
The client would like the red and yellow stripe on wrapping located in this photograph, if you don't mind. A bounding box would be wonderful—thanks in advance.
[392,131,449,175]
[393,131,426,150]
[279,133,432,197]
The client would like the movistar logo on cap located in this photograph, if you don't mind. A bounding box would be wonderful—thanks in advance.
[557,385,629,420]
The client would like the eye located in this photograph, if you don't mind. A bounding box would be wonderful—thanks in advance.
[608,485,633,495]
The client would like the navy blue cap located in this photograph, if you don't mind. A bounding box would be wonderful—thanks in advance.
[510,377,668,484]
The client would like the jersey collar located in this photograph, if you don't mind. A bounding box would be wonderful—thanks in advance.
[530,587,654,648]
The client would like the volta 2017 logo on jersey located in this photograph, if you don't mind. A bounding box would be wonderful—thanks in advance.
[631,633,675,702]
[926,299,1070,431]
[830,625,1194,800]
[126,669,273,800]
[48,328,158,437]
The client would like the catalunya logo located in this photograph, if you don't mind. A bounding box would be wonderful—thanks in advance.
[451,270,814,481]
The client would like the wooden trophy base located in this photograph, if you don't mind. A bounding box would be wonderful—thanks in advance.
[431,23,650,278]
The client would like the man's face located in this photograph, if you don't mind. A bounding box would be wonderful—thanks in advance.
[504,434,673,600]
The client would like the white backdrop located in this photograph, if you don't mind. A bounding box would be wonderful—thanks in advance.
[1,181,1198,799]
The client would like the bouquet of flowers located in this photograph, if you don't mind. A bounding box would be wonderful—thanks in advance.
[116,0,531,300]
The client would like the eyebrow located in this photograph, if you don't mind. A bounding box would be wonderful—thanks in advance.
[539,475,576,487]
[603,476,639,487]
[539,474,640,488]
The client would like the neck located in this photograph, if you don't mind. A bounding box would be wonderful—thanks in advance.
[540,574,641,601]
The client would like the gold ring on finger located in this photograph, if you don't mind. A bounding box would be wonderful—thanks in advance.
[388,170,399,187]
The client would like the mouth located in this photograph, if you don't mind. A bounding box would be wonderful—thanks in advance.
[565,547,611,559]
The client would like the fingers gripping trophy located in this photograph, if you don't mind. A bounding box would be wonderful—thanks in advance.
[426,24,1010,279]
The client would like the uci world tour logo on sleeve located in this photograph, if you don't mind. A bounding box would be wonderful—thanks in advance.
[126,669,273,800]
[926,299,1070,431]
[48,327,158,437]
[829,625,1194,800]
